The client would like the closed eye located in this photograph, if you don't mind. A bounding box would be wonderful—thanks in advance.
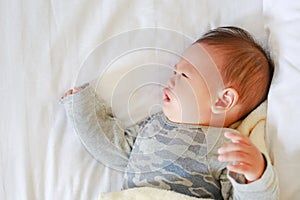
[181,73,188,78]
[173,65,188,79]
[173,71,188,78]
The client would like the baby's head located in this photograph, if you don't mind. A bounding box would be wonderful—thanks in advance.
[163,26,273,127]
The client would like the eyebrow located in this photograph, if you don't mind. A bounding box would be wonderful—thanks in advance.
[175,63,195,75]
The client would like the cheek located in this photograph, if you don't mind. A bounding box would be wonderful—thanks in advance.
[174,81,199,107]
[179,80,213,112]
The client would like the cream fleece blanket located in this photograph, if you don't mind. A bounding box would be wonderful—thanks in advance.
[98,101,268,200]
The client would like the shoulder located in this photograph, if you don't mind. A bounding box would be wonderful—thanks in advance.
[205,127,238,152]
[205,127,239,174]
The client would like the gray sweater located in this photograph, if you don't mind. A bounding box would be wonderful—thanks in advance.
[60,85,278,199]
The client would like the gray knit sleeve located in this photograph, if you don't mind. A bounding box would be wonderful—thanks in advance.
[60,84,139,171]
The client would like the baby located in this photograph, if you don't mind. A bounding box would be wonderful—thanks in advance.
[61,27,278,199]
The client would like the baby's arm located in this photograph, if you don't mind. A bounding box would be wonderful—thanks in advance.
[60,84,138,171]
[218,132,279,199]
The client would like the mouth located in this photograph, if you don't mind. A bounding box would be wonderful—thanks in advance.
[163,88,171,102]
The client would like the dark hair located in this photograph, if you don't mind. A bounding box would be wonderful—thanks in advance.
[196,26,274,117]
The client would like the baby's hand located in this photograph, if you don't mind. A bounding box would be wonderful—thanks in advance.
[61,87,82,99]
[218,132,265,183]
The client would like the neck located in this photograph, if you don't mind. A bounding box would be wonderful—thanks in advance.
[208,113,234,128]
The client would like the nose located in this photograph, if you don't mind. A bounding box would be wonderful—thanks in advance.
[167,75,176,89]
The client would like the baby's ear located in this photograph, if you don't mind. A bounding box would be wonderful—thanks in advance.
[211,88,239,114]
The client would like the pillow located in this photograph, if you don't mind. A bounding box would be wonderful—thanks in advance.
[264,1,300,199]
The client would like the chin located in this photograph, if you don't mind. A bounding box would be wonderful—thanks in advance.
[162,101,183,123]
[162,107,174,120]
[162,106,169,118]
[162,110,180,124]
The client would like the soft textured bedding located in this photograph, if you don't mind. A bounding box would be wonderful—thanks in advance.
[1,0,300,200]
[99,187,204,200]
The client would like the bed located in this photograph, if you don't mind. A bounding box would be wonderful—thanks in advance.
[1,0,299,199]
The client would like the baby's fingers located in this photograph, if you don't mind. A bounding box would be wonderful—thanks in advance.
[218,151,250,164]
[224,132,251,145]
[61,89,73,99]
[218,142,249,154]
[227,162,264,182]
[61,87,82,99]
[226,163,251,176]
[73,87,82,93]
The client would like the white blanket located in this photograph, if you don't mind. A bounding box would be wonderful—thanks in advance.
[99,187,204,200]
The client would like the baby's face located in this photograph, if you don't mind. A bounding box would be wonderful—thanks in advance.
[162,43,223,125]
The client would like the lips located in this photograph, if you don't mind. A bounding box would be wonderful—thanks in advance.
[163,88,171,102]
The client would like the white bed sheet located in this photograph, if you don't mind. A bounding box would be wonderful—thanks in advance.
[1,0,299,199]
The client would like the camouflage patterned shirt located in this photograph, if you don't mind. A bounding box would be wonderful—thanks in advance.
[123,112,238,199]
